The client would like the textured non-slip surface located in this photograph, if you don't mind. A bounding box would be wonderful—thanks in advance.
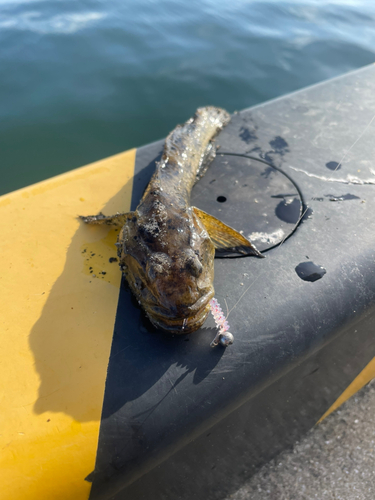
[227,380,375,500]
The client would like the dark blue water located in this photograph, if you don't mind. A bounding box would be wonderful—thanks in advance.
[1,0,375,195]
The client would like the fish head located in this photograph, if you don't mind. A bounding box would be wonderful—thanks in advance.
[117,208,215,334]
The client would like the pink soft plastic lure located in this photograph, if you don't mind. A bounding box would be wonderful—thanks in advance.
[209,298,234,347]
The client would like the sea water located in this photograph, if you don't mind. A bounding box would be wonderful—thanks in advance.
[1,0,375,194]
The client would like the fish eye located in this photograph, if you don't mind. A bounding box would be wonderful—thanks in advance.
[185,255,203,278]
[147,262,164,280]
[146,252,172,280]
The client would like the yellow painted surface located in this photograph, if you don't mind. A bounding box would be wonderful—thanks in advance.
[0,149,136,500]
[318,357,375,423]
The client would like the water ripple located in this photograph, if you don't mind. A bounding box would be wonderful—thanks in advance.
[1,0,375,193]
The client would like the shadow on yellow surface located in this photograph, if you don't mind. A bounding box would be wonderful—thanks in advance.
[0,149,136,500]
[29,178,133,422]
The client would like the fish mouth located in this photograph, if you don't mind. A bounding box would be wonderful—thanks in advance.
[146,289,214,334]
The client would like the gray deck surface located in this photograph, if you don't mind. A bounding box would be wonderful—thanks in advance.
[226,380,375,500]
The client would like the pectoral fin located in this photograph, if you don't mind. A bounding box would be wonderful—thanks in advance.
[79,211,133,227]
[193,206,264,257]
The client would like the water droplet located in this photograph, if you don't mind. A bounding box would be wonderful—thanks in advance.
[295,261,326,282]
[325,193,360,202]
[275,198,300,224]
[326,161,340,171]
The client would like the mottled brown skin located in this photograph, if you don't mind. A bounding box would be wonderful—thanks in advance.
[81,107,262,334]
[118,204,215,333]
[117,107,231,333]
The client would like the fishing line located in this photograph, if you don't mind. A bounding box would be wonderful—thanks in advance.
[227,103,375,319]
[226,207,309,320]
[226,108,375,324]
[334,111,375,171]
[213,104,375,342]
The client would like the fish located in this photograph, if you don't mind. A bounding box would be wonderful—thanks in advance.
[80,106,263,334]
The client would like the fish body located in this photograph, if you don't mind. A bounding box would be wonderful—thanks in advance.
[81,107,262,334]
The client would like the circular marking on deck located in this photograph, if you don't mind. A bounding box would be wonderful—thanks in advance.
[191,153,304,253]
